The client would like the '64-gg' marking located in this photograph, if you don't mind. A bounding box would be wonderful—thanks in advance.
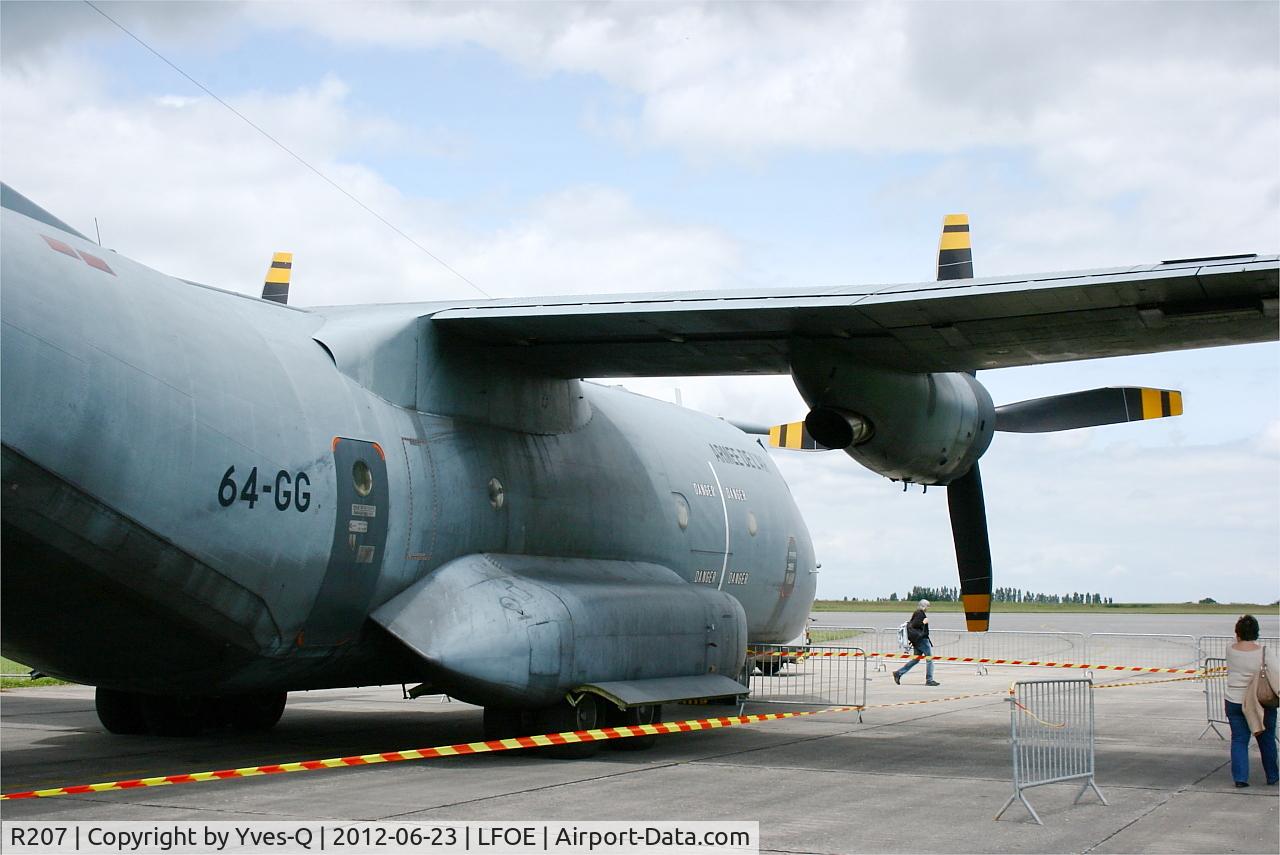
[218,466,311,511]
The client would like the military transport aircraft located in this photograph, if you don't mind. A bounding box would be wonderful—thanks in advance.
[2,184,1276,753]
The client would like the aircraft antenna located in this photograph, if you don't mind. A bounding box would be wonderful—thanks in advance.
[94,218,102,246]
[82,1,492,299]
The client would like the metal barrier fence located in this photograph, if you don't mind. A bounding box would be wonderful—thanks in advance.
[1200,657,1228,740]
[878,627,987,674]
[808,625,879,668]
[877,627,1089,673]
[1197,636,1280,664]
[997,678,1106,825]
[1086,633,1198,670]
[747,644,867,715]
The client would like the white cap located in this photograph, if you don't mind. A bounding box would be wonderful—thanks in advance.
[919,599,930,609]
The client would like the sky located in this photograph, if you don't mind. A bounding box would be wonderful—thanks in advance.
[2,1,1277,604]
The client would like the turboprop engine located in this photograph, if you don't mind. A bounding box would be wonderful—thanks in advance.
[790,347,996,486]
[761,216,1193,633]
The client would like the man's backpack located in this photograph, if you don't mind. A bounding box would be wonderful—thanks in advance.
[896,621,913,653]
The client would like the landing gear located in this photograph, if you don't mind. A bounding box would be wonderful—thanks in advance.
[482,707,525,741]
[529,695,600,759]
[756,658,782,676]
[138,694,205,737]
[605,703,662,751]
[219,692,287,732]
[95,688,147,735]
[94,689,287,736]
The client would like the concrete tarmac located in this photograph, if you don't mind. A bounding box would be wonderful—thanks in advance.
[1,666,1277,854]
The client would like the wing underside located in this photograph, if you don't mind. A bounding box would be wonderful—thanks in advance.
[429,255,1278,377]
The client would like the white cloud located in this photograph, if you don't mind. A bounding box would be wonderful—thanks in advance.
[1,56,741,305]
[250,2,1279,271]
[453,186,739,296]
[0,1,241,65]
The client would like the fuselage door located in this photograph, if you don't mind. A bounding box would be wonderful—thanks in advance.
[300,437,389,647]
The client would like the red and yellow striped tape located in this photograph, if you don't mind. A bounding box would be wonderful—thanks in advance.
[750,648,1207,675]
[0,666,1220,802]
[0,708,860,801]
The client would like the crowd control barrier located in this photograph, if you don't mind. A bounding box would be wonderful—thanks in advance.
[1084,633,1198,671]
[879,627,989,674]
[1199,657,1228,740]
[1197,636,1280,664]
[878,627,1090,674]
[996,678,1106,825]
[807,625,879,668]
[747,644,867,715]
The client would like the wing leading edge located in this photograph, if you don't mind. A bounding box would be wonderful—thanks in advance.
[429,255,1278,377]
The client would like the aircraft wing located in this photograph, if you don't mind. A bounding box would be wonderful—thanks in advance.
[429,254,1278,377]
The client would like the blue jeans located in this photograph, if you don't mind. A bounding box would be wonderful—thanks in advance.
[897,638,934,681]
[1225,700,1278,785]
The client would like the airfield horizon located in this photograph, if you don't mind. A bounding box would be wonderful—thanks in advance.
[813,600,1277,614]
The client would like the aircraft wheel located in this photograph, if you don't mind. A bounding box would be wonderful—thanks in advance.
[482,707,526,742]
[605,703,661,751]
[757,658,782,676]
[530,696,600,759]
[95,688,147,735]
[223,692,287,732]
[139,694,205,737]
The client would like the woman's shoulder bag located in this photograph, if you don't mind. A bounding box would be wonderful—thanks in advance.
[1258,647,1279,709]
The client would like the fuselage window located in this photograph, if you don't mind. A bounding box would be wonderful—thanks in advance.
[673,492,690,530]
[352,459,373,497]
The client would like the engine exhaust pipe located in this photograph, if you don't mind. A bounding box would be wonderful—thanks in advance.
[803,407,873,450]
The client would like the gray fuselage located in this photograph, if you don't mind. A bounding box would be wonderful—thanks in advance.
[0,205,816,697]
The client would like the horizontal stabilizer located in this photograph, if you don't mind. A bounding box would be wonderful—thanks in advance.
[768,421,828,451]
[996,387,1182,433]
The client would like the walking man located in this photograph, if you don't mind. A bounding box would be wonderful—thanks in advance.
[894,599,940,686]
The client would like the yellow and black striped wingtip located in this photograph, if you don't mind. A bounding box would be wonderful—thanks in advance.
[262,251,293,304]
[767,421,827,451]
[937,213,973,281]
[962,593,990,632]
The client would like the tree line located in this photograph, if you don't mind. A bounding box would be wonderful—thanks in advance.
[875,586,1114,605]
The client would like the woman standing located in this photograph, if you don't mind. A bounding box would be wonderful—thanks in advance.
[1224,614,1278,788]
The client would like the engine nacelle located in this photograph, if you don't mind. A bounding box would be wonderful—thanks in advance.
[791,343,995,485]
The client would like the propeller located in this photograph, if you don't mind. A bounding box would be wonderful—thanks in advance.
[995,387,1182,433]
[750,216,1186,633]
[947,463,992,631]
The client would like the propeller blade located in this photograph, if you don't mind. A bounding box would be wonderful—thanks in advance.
[766,420,829,451]
[937,214,973,280]
[947,463,992,632]
[995,387,1182,433]
[262,251,292,304]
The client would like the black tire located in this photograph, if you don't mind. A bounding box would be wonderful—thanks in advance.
[530,696,600,759]
[138,694,205,737]
[605,703,661,751]
[223,692,287,732]
[757,658,782,676]
[95,687,147,735]
[482,707,526,741]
